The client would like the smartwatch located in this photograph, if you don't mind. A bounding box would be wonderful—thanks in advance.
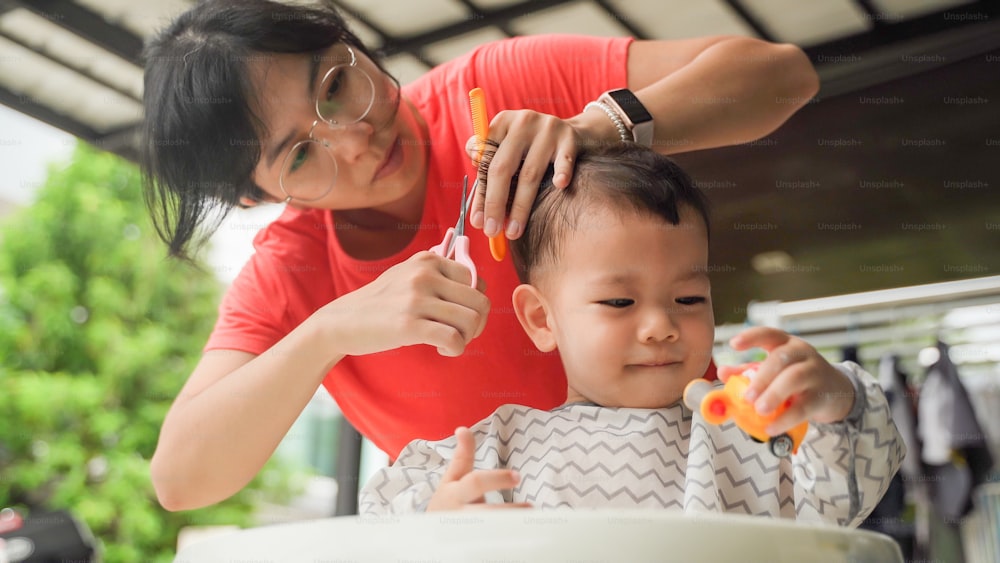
[598,89,654,147]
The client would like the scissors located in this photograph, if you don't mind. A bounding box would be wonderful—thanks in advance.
[430,175,477,287]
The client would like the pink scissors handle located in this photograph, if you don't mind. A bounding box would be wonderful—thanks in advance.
[430,229,477,288]
[450,235,477,288]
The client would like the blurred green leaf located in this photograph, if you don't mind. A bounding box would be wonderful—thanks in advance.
[0,142,300,561]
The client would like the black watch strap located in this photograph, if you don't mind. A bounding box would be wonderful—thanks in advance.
[598,89,654,147]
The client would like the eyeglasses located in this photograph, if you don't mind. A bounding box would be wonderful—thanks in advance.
[278,45,375,203]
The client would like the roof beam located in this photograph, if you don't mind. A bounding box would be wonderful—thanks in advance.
[0,83,100,141]
[593,0,649,40]
[806,0,1000,63]
[329,0,436,67]
[368,0,581,60]
[1,0,144,64]
[0,86,140,163]
[814,23,1000,99]
[93,124,140,163]
[850,0,887,29]
[455,0,516,38]
[720,0,776,42]
[0,29,141,103]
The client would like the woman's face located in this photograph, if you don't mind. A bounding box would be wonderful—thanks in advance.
[249,43,425,210]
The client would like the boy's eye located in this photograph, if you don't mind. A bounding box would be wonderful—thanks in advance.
[676,296,707,306]
[600,298,635,308]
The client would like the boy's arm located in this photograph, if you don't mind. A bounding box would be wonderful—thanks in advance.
[792,362,906,526]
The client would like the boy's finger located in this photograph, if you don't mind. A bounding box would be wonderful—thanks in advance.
[729,326,791,351]
[441,427,476,483]
[765,399,809,437]
[743,345,803,403]
[458,469,520,503]
[752,363,811,416]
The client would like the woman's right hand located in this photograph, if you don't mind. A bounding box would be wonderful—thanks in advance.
[320,251,489,357]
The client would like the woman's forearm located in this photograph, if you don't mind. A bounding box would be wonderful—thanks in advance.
[150,313,343,511]
[629,36,820,153]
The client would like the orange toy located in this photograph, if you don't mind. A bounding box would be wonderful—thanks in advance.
[683,368,809,458]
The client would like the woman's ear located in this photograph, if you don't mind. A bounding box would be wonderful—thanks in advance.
[238,196,259,208]
[512,283,557,353]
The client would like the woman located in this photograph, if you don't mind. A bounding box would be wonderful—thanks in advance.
[143,0,818,511]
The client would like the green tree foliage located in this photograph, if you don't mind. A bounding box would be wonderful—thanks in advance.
[0,143,297,561]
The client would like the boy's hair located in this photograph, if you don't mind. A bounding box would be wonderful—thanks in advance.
[509,144,710,284]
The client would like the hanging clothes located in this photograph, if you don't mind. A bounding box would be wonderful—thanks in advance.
[881,354,921,480]
[841,344,860,365]
[860,353,917,560]
[918,340,995,521]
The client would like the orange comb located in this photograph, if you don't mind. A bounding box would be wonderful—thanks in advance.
[469,87,506,261]
[469,87,488,162]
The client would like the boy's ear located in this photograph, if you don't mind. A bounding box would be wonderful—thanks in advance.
[512,284,557,353]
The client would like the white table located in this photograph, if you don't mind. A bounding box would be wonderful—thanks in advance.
[174,509,903,563]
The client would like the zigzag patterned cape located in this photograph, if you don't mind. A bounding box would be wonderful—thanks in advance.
[359,362,905,526]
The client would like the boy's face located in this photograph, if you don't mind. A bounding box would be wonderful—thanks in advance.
[514,205,715,408]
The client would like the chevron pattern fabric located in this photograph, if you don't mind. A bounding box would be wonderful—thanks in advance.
[359,362,905,527]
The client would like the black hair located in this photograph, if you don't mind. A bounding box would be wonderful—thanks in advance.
[141,0,399,259]
[508,143,711,284]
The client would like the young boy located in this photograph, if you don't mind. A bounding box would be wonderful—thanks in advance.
[358,144,904,526]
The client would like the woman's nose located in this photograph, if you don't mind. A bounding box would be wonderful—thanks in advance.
[313,120,374,163]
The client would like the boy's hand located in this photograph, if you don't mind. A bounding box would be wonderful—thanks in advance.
[427,427,532,511]
[726,327,856,436]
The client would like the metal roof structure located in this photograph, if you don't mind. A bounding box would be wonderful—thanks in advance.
[0,0,995,161]
[1,0,998,322]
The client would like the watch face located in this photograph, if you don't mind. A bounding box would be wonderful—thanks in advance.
[608,89,652,123]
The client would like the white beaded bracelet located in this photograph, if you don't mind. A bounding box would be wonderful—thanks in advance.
[584,101,630,143]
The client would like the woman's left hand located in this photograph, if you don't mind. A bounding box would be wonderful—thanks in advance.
[464,108,616,240]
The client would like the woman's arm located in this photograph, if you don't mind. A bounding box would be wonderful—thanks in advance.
[629,36,819,151]
[472,35,819,238]
[570,36,818,154]
[151,319,341,511]
[151,252,490,511]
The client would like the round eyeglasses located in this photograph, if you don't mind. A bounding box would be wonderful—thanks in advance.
[278,45,375,203]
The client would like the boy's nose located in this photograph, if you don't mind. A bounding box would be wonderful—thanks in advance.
[638,309,680,343]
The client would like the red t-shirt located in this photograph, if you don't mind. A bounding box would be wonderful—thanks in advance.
[206,35,711,457]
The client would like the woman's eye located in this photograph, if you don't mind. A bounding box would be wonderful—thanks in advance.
[676,296,707,306]
[326,70,344,100]
[289,145,309,173]
[600,298,635,308]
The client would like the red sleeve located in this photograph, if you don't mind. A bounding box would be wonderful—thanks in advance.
[432,34,632,120]
[472,35,631,117]
[204,207,335,354]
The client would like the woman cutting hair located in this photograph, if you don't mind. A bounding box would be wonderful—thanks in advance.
[142,0,818,511]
